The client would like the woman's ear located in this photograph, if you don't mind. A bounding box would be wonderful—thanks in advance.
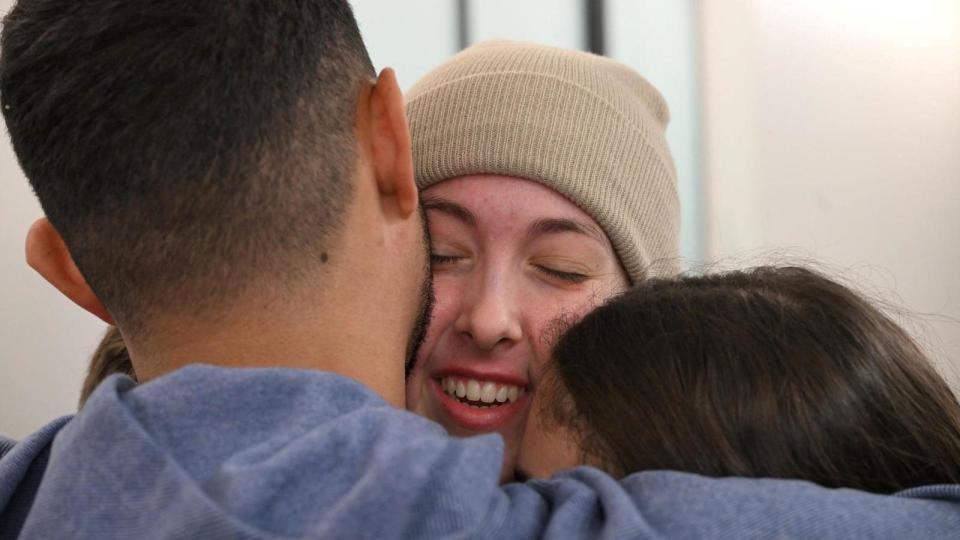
[366,67,417,218]
[25,217,115,325]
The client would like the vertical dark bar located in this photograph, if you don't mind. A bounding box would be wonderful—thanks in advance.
[456,0,470,50]
[585,0,605,55]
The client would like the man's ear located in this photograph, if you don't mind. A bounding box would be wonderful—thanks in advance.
[25,217,115,325]
[366,68,417,218]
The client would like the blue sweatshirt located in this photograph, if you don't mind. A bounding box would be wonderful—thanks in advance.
[1,365,958,539]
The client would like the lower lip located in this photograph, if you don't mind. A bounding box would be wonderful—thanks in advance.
[431,378,530,432]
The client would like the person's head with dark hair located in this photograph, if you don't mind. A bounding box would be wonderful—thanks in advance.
[4,0,431,405]
[79,327,134,409]
[519,266,960,493]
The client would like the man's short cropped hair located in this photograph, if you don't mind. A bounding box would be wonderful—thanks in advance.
[0,1,375,329]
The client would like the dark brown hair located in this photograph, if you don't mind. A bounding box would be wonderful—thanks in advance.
[546,266,960,493]
[1,0,374,331]
[79,327,134,408]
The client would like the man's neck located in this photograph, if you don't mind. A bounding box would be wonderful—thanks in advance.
[122,169,422,410]
[127,280,407,408]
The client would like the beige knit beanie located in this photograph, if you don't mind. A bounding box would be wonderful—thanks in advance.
[406,40,681,283]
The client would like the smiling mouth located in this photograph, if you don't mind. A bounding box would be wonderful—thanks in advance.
[438,376,526,408]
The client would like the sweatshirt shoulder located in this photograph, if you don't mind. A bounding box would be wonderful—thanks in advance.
[0,416,71,516]
[18,366,510,538]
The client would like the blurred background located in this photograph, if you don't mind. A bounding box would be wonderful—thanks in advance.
[1,0,958,438]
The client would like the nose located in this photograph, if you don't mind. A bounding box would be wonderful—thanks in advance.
[454,271,523,351]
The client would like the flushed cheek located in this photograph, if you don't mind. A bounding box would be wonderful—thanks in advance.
[525,300,603,372]
[405,362,428,414]
[405,342,446,417]
[405,284,460,414]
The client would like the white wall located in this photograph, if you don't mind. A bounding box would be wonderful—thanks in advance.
[468,0,583,50]
[701,0,960,378]
[350,0,457,90]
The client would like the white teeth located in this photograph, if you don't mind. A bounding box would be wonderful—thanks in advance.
[440,377,525,406]
[480,382,498,404]
[466,380,482,401]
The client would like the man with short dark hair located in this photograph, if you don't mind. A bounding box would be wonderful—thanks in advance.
[1,1,958,538]
[0,0,430,388]
[1,1,433,534]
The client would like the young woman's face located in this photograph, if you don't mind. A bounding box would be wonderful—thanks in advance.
[405,175,628,479]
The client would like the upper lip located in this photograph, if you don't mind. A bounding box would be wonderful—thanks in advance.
[432,367,529,389]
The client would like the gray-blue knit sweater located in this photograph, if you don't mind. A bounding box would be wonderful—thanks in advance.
[1,365,958,538]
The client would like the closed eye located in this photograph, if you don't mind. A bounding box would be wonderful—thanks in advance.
[536,265,588,283]
[430,254,463,265]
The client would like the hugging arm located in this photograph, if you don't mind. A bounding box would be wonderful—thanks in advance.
[17,366,960,539]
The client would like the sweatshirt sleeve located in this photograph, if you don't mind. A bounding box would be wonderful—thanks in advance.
[492,468,960,539]
[0,436,15,460]
[285,408,960,539]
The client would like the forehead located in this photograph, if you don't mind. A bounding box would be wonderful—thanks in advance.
[421,175,601,233]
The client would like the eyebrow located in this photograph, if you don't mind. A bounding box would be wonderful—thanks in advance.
[422,197,476,227]
[528,217,606,244]
[422,196,606,245]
